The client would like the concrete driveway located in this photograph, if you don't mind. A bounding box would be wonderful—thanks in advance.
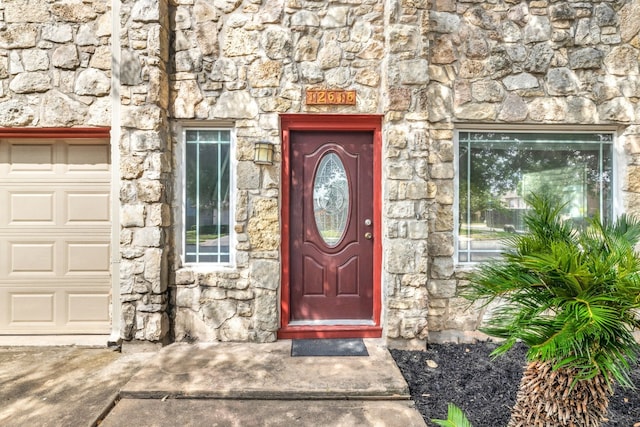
[0,346,152,427]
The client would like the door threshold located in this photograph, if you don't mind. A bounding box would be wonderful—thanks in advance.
[288,320,376,326]
[278,324,382,340]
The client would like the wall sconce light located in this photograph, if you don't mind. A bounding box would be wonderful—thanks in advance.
[254,141,275,165]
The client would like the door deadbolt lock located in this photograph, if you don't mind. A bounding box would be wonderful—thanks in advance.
[364,232,373,240]
[364,219,372,226]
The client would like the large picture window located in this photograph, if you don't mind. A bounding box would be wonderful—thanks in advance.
[457,131,613,263]
[184,129,233,264]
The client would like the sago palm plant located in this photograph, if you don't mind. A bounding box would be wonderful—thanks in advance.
[432,403,473,427]
[463,194,640,426]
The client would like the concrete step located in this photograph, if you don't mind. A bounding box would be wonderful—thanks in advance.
[100,398,428,427]
[120,340,411,400]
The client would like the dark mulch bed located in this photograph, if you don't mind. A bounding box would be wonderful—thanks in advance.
[391,342,640,427]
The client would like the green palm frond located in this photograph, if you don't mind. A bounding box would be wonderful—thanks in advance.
[431,403,473,427]
[463,193,640,387]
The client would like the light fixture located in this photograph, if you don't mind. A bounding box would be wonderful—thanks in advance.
[254,140,274,165]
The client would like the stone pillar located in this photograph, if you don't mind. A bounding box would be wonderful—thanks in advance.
[119,0,171,343]
[424,0,458,342]
[383,0,431,345]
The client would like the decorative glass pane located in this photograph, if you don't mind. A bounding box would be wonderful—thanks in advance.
[458,132,613,263]
[313,153,349,246]
[185,130,232,264]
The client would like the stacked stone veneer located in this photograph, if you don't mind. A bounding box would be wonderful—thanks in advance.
[426,0,640,343]
[118,0,173,342]
[162,0,640,345]
[0,0,111,127]
[383,0,432,344]
[2,0,638,345]
[167,0,434,343]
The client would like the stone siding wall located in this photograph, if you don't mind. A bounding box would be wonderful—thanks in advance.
[169,0,405,343]
[167,0,640,345]
[3,0,637,345]
[0,0,111,127]
[426,0,640,343]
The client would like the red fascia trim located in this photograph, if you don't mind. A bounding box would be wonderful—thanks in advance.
[0,127,111,139]
[280,114,383,131]
[279,114,384,336]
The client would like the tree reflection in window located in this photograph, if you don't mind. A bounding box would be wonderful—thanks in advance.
[458,132,613,263]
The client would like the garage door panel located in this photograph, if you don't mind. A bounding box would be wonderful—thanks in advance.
[1,288,110,331]
[66,145,110,171]
[10,293,55,323]
[68,293,110,323]
[66,243,110,273]
[10,192,55,223]
[6,237,110,277]
[11,243,55,273]
[0,138,111,335]
[4,187,110,226]
[66,192,110,222]
[9,144,54,172]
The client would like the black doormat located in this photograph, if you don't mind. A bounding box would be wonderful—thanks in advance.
[291,338,369,357]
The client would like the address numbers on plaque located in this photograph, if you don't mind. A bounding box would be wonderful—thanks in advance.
[306,90,356,105]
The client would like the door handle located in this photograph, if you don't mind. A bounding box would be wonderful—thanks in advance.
[364,232,373,240]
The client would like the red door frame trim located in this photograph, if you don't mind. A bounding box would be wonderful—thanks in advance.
[278,114,383,339]
[0,127,110,139]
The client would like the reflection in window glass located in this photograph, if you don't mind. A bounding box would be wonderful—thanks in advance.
[185,130,232,264]
[458,132,613,263]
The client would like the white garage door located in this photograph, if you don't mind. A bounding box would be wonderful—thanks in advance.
[0,138,111,334]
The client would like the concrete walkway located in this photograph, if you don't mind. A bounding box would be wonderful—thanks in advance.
[106,339,426,426]
[102,399,425,426]
[0,340,427,426]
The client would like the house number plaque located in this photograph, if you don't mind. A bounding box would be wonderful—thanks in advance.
[306,90,356,105]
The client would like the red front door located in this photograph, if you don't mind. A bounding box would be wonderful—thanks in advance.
[289,131,374,322]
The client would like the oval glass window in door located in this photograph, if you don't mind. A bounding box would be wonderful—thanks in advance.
[313,152,349,246]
